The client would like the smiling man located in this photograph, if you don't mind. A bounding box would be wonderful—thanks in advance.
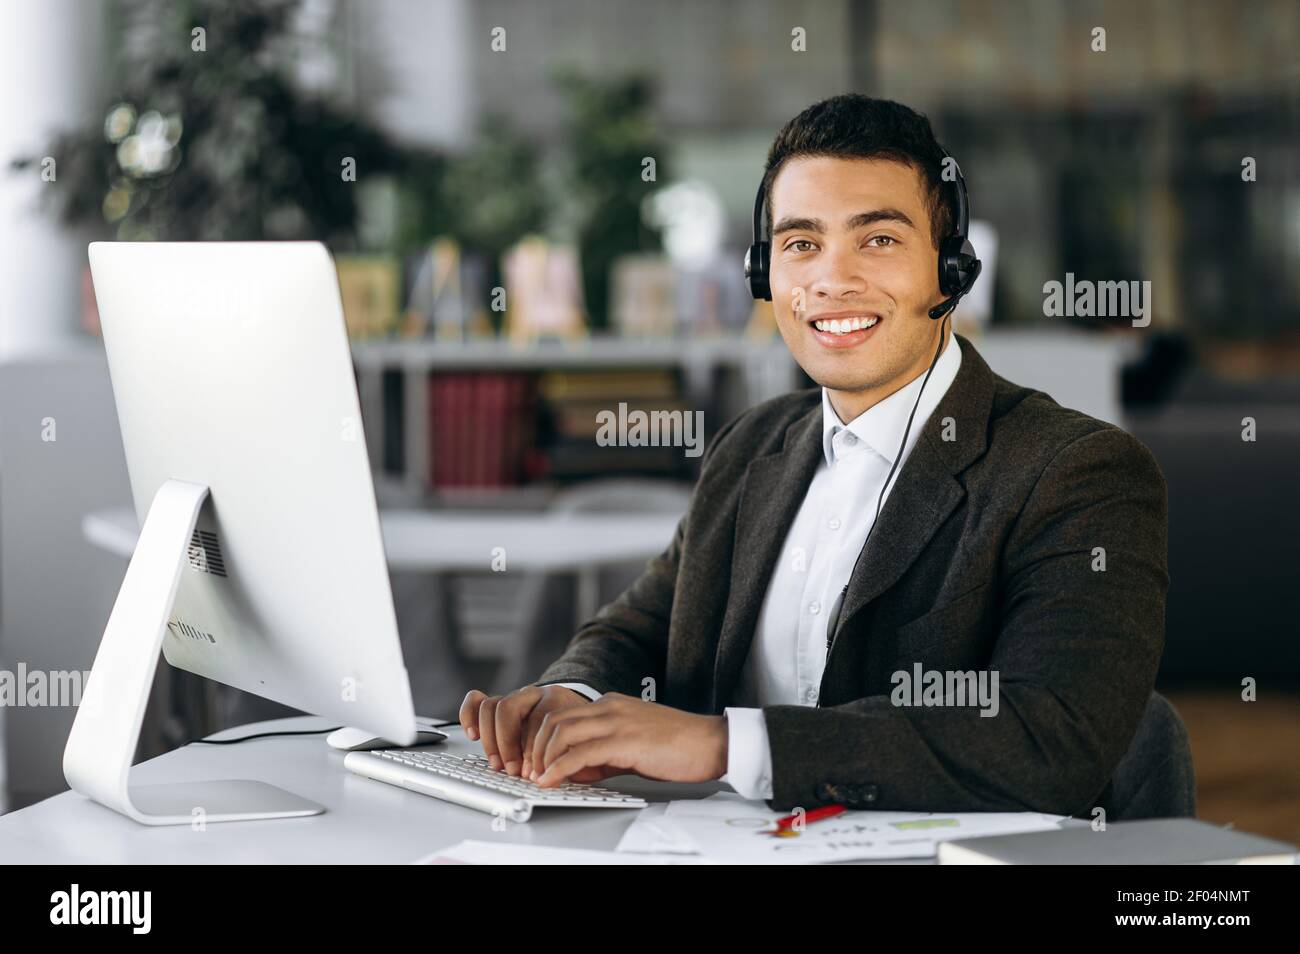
[459,95,1170,816]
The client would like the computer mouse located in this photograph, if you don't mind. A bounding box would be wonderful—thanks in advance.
[326,724,448,751]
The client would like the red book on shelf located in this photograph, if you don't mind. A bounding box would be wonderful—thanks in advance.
[464,373,479,487]
[427,370,543,489]
[471,373,485,487]
[485,373,505,486]
[425,375,436,489]
[478,373,491,487]
[471,375,485,488]
[507,373,525,485]
[465,374,478,488]
[451,373,468,486]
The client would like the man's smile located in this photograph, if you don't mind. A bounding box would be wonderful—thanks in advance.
[805,309,884,349]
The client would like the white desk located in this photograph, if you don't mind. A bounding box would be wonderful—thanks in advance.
[0,716,733,864]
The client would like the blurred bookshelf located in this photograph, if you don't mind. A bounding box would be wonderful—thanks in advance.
[351,334,800,510]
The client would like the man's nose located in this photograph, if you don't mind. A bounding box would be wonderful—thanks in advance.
[809,243,869,299]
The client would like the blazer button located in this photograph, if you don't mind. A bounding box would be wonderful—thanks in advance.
[849,785,879,807]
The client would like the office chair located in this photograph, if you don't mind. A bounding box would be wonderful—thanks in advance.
[1104,690,1197,820]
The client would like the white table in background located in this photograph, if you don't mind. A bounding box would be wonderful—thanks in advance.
[83,504,680,622]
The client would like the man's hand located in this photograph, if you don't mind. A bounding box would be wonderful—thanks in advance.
[459,684,590,776]
[527,692,728,787]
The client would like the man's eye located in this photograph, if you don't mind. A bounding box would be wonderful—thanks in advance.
[866,235,897,247]
[787,240,816,253]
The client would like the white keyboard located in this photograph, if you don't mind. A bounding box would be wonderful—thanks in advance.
[344,749,647,823]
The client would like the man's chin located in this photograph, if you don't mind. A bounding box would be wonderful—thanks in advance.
[805,369,887,394]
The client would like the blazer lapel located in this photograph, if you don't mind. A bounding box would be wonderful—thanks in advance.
[710,401,823,711]
[832,334,996,633]
[830,435,963,632]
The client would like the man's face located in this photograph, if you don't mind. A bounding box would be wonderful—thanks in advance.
[768,156,945,410]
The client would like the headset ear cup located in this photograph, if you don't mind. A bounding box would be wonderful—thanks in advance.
[937,237,963,297]
[746,241,772,300]
[939,236,980,298]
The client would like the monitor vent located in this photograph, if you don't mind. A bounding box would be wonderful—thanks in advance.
[187,529,227,577]
[169,619,217,644]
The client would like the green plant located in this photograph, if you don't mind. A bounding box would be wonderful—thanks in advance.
[551,69,669,330]
[9,0,410,247]
[395,112,550,297]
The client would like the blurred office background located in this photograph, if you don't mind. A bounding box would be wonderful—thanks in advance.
[0,0,1296,838]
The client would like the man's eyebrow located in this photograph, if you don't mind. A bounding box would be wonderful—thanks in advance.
[772,208,916,235]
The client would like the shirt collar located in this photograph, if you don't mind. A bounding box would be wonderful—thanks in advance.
[821,330,963,467]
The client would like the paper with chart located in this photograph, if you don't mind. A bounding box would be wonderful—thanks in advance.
[617,792,1068,863]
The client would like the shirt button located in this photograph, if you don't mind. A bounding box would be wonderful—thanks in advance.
[805,688,818,703]
[828,516,841,530]
[808,601,821,615]
[844,433,857,445]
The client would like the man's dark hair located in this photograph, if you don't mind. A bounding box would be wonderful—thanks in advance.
[761,95,955,250]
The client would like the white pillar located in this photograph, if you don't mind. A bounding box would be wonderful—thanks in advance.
[0,0,105,356]
[343,0,475,150]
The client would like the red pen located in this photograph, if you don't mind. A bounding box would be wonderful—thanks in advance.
[766,804,847,836]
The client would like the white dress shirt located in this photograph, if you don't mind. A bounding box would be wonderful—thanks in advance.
[551,329,961,800]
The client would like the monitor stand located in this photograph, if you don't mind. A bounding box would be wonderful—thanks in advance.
[62,478,325,825]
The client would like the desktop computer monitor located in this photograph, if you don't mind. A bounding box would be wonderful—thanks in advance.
[65,241,417,825]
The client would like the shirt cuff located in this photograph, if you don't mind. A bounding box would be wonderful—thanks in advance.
[720,707,774,800]
[546,682,603,702]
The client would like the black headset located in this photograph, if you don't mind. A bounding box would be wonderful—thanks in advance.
[743,150,982,319]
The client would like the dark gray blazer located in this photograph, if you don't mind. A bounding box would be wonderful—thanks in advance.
[537,333,1169,816]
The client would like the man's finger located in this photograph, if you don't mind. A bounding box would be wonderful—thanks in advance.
[537,738,630,788]
[476,695,503,767]
[520,697,558,778]
[529,702,595,779]
[494,686,541,775]
[459,689,487,740]
[536,705,612,777]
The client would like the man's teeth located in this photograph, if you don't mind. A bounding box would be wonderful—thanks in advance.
[813,316,879,334]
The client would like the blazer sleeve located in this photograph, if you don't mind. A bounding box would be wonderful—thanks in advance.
[761,426,1170,815]
[534,410,747,698]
